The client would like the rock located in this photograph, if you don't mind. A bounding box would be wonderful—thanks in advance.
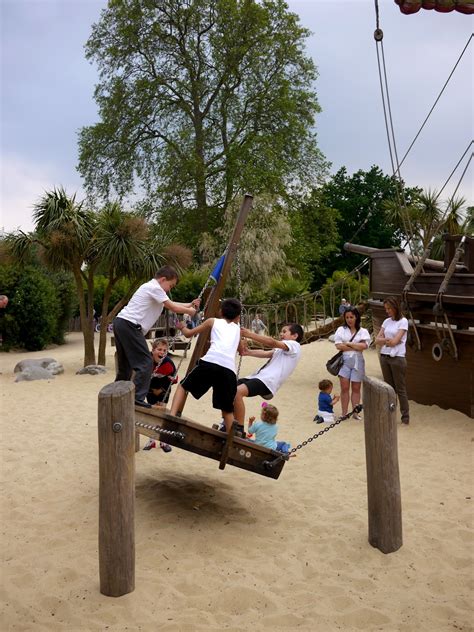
[13,358,64,375]
[15,366,55,382]
[76,365,107,375]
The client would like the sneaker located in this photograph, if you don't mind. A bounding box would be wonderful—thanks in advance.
[143,439,156,450]
[313,415,324,424]
[160,442,172,453]
[135,400,152,409]
[352,413,362,421]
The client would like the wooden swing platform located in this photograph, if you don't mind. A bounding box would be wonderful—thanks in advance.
[134,405,286,480]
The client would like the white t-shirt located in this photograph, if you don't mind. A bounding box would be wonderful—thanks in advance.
[246,340,301,395]
[202,319,241,373]
[334,326,371,371]
[116,279,169,335]
[380,317,408,357]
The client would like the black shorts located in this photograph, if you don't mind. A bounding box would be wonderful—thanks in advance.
[237,377,272,399]
[181,360,237,413]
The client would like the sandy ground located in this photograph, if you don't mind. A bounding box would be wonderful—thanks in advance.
[0,332,472,632]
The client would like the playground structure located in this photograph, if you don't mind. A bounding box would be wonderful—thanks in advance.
[98,195,403,597]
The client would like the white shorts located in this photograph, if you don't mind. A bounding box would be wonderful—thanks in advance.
[317,411,335,423]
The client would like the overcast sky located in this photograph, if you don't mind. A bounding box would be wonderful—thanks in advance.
[1,0,472,233]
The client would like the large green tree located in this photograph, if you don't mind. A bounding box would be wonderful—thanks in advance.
[78,0,327,247]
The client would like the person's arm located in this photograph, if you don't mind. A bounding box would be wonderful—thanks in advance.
[163,297,201,316]
[176,317,213,338]
[332,394,340,404]
[375,326,387,346]
[345,340,368,352]
[247,415,256,429]
[240,327,289,350]
[240,347,274,358]
[382,328,406,348]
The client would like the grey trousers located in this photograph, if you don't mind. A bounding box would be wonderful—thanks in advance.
[379,354,410,421]
[113,317,153,402]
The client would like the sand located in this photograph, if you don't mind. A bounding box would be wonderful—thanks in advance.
[1,332,473,631]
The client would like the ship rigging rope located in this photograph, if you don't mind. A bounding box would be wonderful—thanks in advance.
[437,140,473,200]
[398,34,473,171]
[373,4,417,257]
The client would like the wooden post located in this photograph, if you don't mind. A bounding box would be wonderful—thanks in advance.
[176,193,254,415]
[363,375,403,554]
[98,381,135,596]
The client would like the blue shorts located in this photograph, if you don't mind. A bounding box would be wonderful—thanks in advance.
[338,359,365,383]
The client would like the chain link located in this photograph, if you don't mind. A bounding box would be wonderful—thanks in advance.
[135,421,186,441]
[263,405,363,469]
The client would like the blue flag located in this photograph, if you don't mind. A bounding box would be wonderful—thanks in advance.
[210,253,226,283]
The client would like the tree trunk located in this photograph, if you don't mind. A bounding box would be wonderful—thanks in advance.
[73,267,96,366]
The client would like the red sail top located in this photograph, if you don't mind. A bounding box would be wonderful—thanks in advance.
[395,0,474,13]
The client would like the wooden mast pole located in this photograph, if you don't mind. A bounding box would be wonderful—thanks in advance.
[175,193,253,416]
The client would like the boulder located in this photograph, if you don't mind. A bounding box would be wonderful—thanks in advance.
[76,365,107,375]
[14,358,64,375]
[15,366,55,382]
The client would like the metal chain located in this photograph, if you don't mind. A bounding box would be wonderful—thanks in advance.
[135,420,186,441]
[263,405,363,469]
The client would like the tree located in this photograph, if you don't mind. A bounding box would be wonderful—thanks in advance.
[385,189,470,258]
[78,0,328,248]
[286,188,340,290]
[319,166,421,275]
[6,189,179,366]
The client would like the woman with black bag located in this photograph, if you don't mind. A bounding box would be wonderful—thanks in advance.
[333,308,370,419]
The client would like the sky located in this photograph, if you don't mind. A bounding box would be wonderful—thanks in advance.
[1,0,472,233]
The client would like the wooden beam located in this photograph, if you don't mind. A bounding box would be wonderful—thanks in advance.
[363,376,403,554]
[98,381,136,596]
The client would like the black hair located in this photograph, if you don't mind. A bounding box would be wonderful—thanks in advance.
[343,308,361,331]
[221,298,242,320]
[285,323,304,343]
[155,265,179,281]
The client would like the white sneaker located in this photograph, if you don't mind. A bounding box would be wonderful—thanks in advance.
[352,413,362,421]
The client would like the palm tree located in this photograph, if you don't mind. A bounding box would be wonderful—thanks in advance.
[7,189,189,367]
[8,187,98,365]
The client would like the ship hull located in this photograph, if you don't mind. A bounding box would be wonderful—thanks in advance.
[370,301,474,418]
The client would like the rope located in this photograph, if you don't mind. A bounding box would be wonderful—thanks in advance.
[398,34,473,171]
[436,140,473,201]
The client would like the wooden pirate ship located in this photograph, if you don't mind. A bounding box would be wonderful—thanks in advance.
[345,235,474,418]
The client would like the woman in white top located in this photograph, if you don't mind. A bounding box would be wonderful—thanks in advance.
[334,308,371,419]
[375,296,410,424]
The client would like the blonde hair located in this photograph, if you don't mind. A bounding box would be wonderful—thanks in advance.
[261,404,279,424]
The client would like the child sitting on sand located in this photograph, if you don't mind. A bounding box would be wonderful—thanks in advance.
[247,403,291,455]
[314,378,340,423]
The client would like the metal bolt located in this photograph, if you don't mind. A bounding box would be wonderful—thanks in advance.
[112,422,122,432]
[389,403,396,412]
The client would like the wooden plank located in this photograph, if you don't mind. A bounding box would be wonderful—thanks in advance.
[98,381,135,597]
[134,405,285,479]
[363,376,403,554]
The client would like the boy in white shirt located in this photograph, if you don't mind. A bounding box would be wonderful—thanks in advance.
[113,266,200,408]
[170,298,243,433]
[234,323,304,428]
